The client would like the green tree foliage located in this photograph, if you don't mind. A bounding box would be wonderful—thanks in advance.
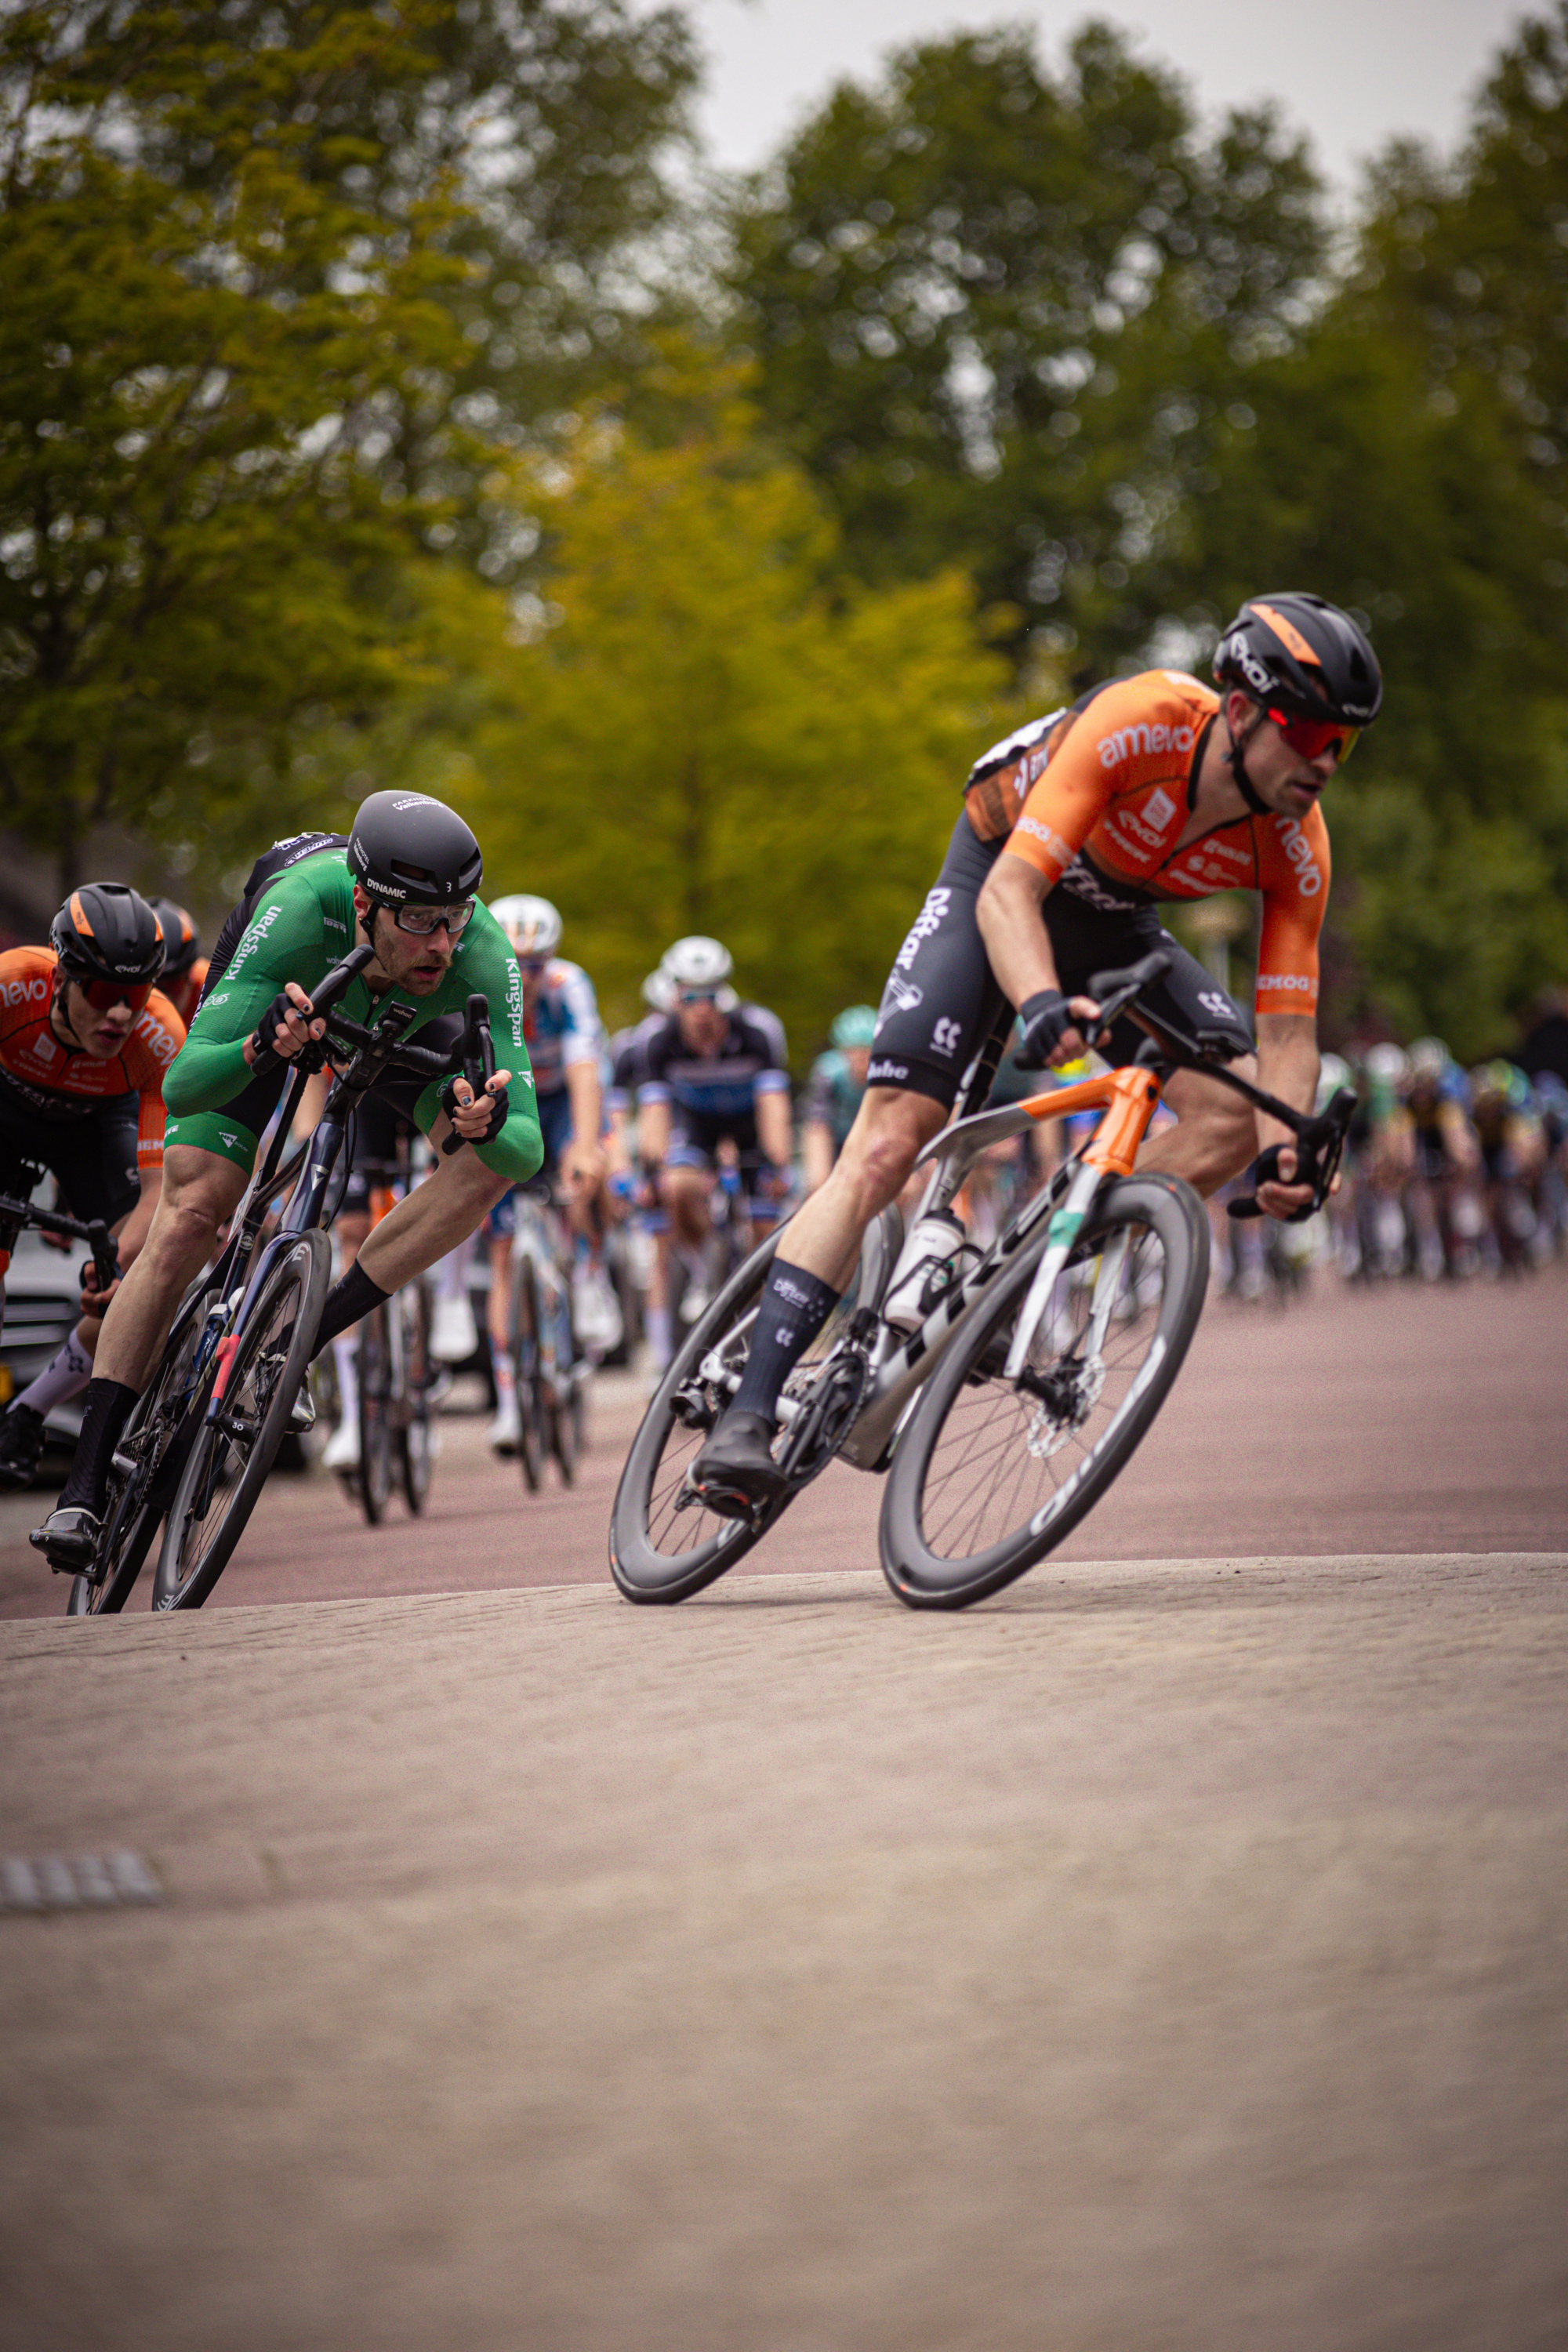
[727,21,1324,666]
[0,0,697,894]
[437,366,1012,1040]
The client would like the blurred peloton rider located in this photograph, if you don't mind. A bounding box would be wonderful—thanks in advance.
[481,892,617,1450]
[0,886,184,1486]
[801,1006,877,1193]
[34,793,541,1571]
[694,592,1383,1513]
[637,937,792,1370]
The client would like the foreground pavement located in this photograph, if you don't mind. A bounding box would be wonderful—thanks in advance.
[4,1548,1567,2349]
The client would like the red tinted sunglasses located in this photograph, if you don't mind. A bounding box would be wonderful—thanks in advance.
[73,975,155,1013]
[1267,706,1359,764]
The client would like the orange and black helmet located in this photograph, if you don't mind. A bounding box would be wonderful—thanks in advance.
[50,883,166,989]
[1214,593,1383,728]
[147,897,201,980]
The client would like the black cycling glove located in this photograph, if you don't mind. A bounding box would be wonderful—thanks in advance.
[252,990,306,1062]
[1237,1143,1316,1223]
[440,1073,510,1145]
[1014,989,1074,1070]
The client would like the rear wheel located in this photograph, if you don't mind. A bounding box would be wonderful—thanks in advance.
[510,1255,546,1492]
[880,1175,1208,1610]
[397,1280,435,1515]
[544,1282,580,1484]
[609,1236,781,1604]
[355,1302,394,1525]
[152,1232,330,1611]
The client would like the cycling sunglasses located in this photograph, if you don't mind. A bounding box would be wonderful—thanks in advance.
[71,975,156,1014]
[391,898,476,938]
[677,986,724,1006]
[1267,706,1359,765]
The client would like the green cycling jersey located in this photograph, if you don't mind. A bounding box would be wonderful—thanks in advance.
[162,848,543,1186]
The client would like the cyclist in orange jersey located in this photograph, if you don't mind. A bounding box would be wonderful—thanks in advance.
[693,593,1383,1515]
[0,885,185,1485]
[147,898,210,1029]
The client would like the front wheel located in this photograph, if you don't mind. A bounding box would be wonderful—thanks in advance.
[152,1232,330,1611]
[880,1174,1208,1611]
[397,1279,435,1515]
[356,1302,395,1525]
[67,1284,219,1616]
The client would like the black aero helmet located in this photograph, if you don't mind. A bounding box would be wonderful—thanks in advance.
[1214,593,1383,728]
[347,790,483,909]
[147,897,201,979]
[50,882,166,986]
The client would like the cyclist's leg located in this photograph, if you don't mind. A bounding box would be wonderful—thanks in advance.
[34,1139,251,1557]
[484,1185,521,1450]
[332,1039,512,1309]
[694,815,1006,1507]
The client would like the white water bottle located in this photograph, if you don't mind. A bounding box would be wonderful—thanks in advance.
[883,1207,967,1333]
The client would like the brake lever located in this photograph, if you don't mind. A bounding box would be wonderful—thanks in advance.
[441,994,495,1156]
[1228,1088,1356,1223]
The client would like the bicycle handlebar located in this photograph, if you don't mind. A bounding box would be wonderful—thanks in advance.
[441,994,495,1157]
[247,941,378,1073]
[0,1189,120,1293]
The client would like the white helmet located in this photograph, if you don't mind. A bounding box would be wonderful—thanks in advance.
[1408,1036,1449,1083]
[660,935,733,992]
[641,967,676,1012]
[1364,1042,1409,1088]
[488,893,562,958]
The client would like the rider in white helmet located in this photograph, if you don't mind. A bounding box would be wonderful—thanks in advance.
[478,892,619,1448]
[636,935,793,1373]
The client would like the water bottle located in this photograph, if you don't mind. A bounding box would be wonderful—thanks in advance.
[883,1207,967,1333]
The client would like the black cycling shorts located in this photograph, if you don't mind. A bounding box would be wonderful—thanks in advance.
[866,813,1254,1109]
[0,1076,141,1231]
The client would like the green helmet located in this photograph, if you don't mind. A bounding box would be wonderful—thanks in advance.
[830,1004,878,1050]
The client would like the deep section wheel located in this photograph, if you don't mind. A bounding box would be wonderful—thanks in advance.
[880,1174,1208,1610]
[152,1232,330,1610]
[397,1281,435,1515]
[356,1302,394,1525]
[67,1285,219,1616]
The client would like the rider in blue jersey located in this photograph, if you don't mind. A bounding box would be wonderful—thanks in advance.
[636,936,793,1370]
[800,1006,876,1194]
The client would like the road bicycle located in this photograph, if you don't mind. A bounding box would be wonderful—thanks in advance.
[506,1184,584,1489]
[610,948,1354,1612]
[55,946,492,1613]
[0,1172,119,1378]
[346,1145,439,1524]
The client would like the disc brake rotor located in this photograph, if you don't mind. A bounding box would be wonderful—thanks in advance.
[1023,1355,1105,1458]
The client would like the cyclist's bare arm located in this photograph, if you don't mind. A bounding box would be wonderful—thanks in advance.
[757,1086,792,1169]
[975,855,1099,1062]
[563,1058,605,1190]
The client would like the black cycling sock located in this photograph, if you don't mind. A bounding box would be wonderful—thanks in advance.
[729,1261,842,1423]
[57,1378,139,1514]
[311,1262,392,1358]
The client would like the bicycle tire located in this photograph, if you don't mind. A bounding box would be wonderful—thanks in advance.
[152,1231,330,1610]
[608,1232,783,1604]
[355,1301,394,1525]
[546,1284,579,1485]
[397,1280,435,1515]
[880,1174,1208,1611]
[510,1254,546,1492]
[67,1286,220,1617]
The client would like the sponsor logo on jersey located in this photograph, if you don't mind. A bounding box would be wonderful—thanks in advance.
[931,1017,963,1058]
[881,972,924,1014]
[1207,839,1251,864]
[1012,814,1075,865]
[771,1274,815,1311]
[134,1007,180,1065]
[867,1058,909,1084]
[1273,817,1323,897]
[1257,971,1314,993]
[1,975,49,1008]
[1097,722,1195,771]
[227,902,282,985]
[220,1130,238,1147]
[1058,858,1144,914]
[895,887,951,973]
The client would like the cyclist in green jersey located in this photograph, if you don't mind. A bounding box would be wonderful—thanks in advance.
[34,793,543,1571]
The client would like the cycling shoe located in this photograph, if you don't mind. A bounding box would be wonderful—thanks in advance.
[29,1504,104,1573]
[689,1409,786,1519]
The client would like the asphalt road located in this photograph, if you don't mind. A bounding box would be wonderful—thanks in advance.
[2,1261,1563,1617]
[2,1268,1565,2350]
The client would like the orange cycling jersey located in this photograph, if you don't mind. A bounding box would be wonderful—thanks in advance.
[969,670,1330,1021]
[161,958,210,1031]
[0,947,187,1167]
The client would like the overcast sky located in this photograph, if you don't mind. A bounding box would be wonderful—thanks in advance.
[666,0,1532,191]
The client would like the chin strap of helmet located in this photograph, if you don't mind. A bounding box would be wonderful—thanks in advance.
[1224,706,1272,817]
